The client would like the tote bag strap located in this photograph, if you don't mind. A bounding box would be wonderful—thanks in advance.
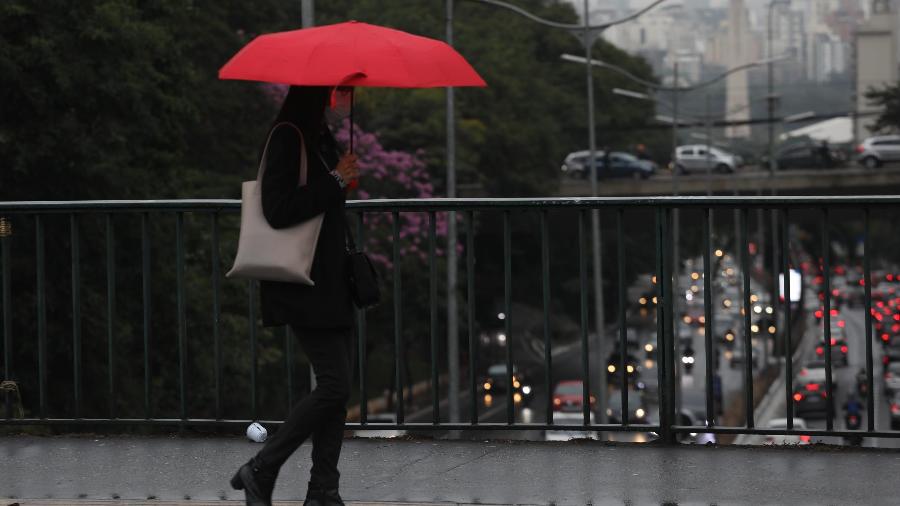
[255,121,309,186]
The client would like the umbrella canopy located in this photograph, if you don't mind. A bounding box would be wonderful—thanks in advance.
[219,20,486,88]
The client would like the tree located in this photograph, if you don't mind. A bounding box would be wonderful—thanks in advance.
[865,83,900,134]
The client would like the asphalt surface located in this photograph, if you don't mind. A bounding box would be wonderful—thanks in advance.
[4,435,900,505]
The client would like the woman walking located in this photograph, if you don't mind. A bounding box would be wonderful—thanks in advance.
[231,85,359,506]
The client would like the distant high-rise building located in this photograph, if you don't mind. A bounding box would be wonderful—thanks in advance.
[854,0,899,140]
[726,0,752,138]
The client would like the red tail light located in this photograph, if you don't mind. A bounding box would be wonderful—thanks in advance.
[815,310,824,318]
[830,338,837,346]
[882,334,890,343]
[888,274,895,282]
[841,345,849,354]
[860,279,866,286]
[793,393,803,402]
[892,404,900,415]
[877,301,885,309]
[816,347,824,355]
[838,320,846,328]
[805,383,821,392]
[893,314,900,321]
[892,323,900,333]
[884,356,890,365]
[800,369,808,376]
[832,289,840,297]
[856,144,865,153]
[831,309,839,316]
[800,435,811,443]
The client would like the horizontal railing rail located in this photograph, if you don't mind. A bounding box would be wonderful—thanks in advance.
[0,197,897,444]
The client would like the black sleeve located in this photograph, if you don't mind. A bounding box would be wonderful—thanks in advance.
[260,124,343,229]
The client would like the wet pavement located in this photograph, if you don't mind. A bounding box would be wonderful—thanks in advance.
[3,435,900,505]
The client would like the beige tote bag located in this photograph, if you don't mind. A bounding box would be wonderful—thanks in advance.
[226,122,324,285]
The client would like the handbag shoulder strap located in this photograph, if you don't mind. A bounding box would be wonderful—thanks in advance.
[343,212,357,253]
[256,121,309,187]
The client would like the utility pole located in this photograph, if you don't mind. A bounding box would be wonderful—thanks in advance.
[583,0,607,426]
[446,0,461,425]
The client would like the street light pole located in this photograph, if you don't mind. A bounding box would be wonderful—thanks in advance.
[582,0,608,426]
[446,0,461,425]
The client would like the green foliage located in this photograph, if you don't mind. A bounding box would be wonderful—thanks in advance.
[865,83,900,134]
[0,0,662,425]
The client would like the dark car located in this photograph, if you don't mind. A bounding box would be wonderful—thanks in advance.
[815,338,849,367]
[561,150,656,180]
[607,351,640,386]
[481,363,533,406]
[890,391,900,430]
[606,388,648,424]
[769,143,844,170]
[793,380,834,419]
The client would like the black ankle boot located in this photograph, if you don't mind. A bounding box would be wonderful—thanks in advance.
[230,456,278,506]
[303,482,345,506]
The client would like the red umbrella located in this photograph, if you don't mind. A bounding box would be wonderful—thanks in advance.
[219,20,485,156]
[219,20,486,88]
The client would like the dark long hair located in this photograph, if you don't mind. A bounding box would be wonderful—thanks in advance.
[269,85,341,168]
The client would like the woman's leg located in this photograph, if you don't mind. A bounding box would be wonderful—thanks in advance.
[253,325,352,484]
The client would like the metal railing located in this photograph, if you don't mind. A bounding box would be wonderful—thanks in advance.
[1,196,899,444]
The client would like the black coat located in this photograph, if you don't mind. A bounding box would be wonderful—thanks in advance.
[259,122,354,329]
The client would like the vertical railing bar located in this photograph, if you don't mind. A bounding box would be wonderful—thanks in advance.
[286,326,294,411]
[392,211,404,424]
[663,208,676,434]
[703,208,715,426]
[105,214,116,420]
[741,208,753,428]
[37,216,47,419]
[863,207,874,432]
[176,212,187,421]
[211,212,222,420]
[822,207,834,430]
[781,208,793,429]
[249,280,258,420]
[142,213,152,420]
[357,212,368,425]
[617,209,628,427]
[429,211,439,425]
[1,227,11,419]
[654,208,671,442]
[504,211,514,426]
[541,210,553,426]
[467,210,477,425]
[579,210,590,427]
[71,214,82,419]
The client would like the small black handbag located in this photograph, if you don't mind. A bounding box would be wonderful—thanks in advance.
[344,220,380,309]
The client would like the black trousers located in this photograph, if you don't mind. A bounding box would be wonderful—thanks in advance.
[255,325,353,489]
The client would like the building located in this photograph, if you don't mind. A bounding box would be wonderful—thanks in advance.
[854,0,900,140]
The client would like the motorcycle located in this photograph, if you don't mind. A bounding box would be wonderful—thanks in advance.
[844,411,863,446]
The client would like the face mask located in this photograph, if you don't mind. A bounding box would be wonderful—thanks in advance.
[325,87,353,123]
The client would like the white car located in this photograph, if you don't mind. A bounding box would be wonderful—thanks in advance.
[764,418,811,445]
[544,411,598,441]
[884,362,900,394]
[856,135,900,169]
[674,145,740,174]
[797,360,836,389]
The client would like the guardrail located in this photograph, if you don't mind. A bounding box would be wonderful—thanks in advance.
[1,197,898,444]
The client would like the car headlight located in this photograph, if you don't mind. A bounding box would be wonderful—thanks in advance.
[606,408,613,416]
[635,408,646,418]
[522,385,532,395]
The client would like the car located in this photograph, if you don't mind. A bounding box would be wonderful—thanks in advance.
[674,389,718,444]
[815,338,849,367]
[890,391,900,430]
[764,418,811,445]
[606,388,648,424]
[606,351,640,386]
[883,362,900,394]
[882,346,900,367]
[544,411,598,441]
[353,413,406,439]
[856,135,900,169]
[561,150,656,179]
[673,145,739,174]
[792,380,833,419]
[481,364,533,405]
[797,360,839,390]
[552,380,596,413]
[769,142,843,170]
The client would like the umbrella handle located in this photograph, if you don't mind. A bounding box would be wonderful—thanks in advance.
[349,88,354,153]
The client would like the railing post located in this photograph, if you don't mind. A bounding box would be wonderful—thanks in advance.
[655,207,674,443]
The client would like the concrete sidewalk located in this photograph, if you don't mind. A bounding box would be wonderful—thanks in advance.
[3,435,900,506]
